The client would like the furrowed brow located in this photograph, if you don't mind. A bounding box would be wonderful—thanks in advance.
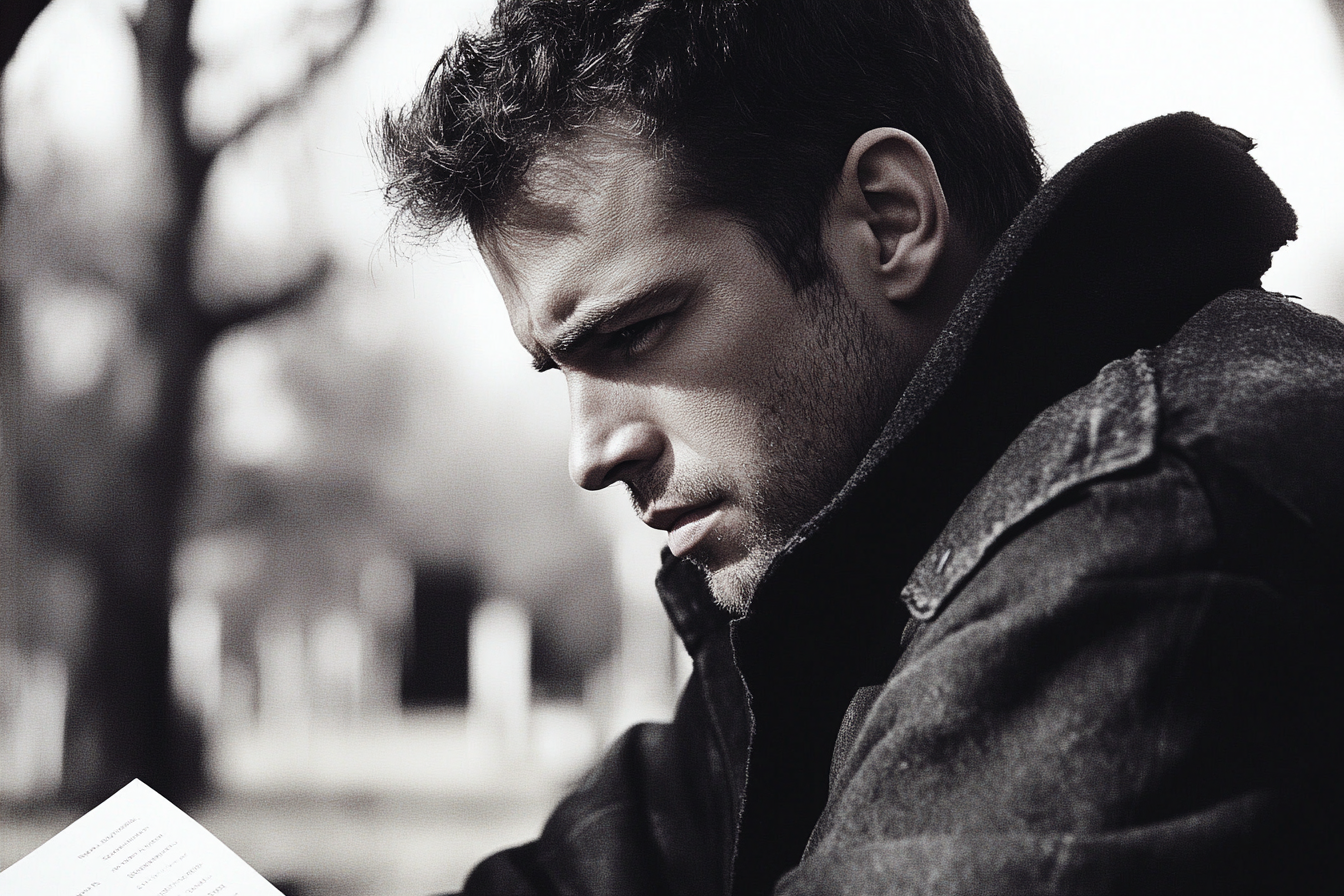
[550,304,625,358]
[543,280,683,367]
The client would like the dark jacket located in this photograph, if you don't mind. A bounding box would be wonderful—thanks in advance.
[458,114,1344,895]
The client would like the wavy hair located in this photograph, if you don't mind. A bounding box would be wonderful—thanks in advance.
[378,0,1042,289]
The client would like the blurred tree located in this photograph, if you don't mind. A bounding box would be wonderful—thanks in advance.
[3,0,374,807]
[0,0,51,804]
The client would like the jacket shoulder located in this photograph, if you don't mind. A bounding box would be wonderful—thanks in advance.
[1159,289,1342,430]
[1153,290,1344,573]
[1157,290,1344,437]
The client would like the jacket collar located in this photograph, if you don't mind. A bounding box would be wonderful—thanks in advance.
[778,111,1296,572]
[755,112,1297,618]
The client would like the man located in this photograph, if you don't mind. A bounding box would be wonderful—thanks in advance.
[379,0,1344,892]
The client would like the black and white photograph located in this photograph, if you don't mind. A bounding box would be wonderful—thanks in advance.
[2,1,1343,893]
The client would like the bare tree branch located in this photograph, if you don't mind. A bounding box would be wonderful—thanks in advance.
[205,252,335,338]
[208,0,376,152]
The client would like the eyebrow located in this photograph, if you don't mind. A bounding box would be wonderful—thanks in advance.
[530,278,686,372]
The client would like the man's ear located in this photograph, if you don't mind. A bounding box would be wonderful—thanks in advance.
[825,128,949,304]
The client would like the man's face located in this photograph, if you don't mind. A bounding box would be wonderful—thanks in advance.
[482,135,908,611]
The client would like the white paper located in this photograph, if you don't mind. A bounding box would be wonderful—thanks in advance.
[0,779,282,896]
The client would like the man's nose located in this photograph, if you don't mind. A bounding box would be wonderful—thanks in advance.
[567,378,663,491]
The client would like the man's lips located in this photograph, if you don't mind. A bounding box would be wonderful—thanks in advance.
[645,500,724,557]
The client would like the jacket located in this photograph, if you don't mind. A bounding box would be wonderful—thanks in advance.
[457,113,1344,895]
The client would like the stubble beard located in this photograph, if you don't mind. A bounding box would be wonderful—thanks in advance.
[673,275,909,614]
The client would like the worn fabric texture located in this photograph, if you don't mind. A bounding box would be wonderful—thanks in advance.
[454,113,1344,895]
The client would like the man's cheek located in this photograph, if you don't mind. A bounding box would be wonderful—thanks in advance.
[662,395,770,466]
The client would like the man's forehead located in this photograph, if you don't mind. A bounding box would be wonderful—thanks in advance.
[485,133,683,307]
[505,131,671,234]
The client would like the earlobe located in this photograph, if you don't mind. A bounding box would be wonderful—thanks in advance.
[832,128,948,304]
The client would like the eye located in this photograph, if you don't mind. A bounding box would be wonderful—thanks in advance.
[611,314,669,358]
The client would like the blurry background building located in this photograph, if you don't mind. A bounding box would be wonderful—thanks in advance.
[1,0,1342,893]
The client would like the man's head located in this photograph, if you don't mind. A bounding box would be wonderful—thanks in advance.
[379,0,1040,609]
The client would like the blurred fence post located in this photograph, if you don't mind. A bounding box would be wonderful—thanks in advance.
[468,596,531,764]
[169,593,222,731]
[0,646,68,800]
[256,616,309,731]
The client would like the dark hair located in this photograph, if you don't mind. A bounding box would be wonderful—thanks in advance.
[378,0,1042,289]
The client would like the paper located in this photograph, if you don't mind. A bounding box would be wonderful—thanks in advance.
[0,779,282,896]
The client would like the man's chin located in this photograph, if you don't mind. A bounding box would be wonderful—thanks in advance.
[695,550,775,616]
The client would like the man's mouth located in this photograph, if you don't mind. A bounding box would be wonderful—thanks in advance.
[645,500,725,557]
